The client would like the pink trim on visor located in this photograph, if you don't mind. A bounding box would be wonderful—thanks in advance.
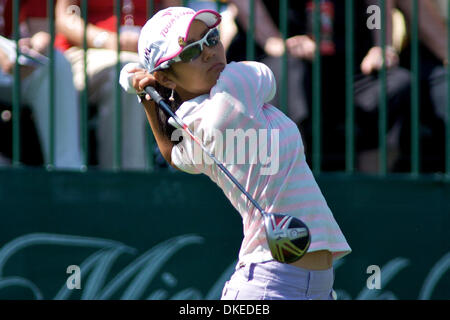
[154,9,222,70]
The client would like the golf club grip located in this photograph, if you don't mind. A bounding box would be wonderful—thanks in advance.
[144,86,166,107]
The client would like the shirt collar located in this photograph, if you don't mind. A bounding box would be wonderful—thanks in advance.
[174,94,209,119]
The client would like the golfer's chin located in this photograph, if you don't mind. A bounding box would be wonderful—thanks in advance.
[189,65,225,96]
[203,74,222,93]
[207,62,225,80]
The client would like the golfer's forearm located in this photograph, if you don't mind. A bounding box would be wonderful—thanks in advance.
[142,100,176,166]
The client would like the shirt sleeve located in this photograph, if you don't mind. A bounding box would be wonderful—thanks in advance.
[171,143,202,175]
[211,61,277,117]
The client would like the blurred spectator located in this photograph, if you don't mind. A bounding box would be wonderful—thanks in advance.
[0,0,83,169]
[54,0,179,170]
[227,0,311,127]
[228,0,412,172]
[393,0,448,173]
[434,0,448,21]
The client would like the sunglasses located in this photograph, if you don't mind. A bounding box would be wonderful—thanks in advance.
[172,28,220,64]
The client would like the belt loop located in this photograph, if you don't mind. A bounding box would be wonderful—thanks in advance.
[245,263,256,282]
[305,270,312,298]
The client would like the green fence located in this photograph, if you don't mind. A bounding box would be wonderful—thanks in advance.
[3,0,449,175]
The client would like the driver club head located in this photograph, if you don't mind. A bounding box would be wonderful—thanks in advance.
[263,213,311,264]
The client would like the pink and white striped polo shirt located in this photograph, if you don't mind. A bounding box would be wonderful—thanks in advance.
[171,61,351,267]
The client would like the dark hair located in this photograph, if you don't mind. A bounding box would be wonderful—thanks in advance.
[154,78,183,144]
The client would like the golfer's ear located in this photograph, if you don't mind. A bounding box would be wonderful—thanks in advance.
[154,71,176,90]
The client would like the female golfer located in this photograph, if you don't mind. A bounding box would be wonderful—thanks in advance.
[125,7,351,300]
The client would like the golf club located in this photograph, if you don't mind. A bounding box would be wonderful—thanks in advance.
[145,85,311,264]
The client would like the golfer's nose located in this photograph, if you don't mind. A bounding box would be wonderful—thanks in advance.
[202,45,215,62]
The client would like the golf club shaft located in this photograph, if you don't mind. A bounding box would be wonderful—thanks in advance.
[145,86,267,217]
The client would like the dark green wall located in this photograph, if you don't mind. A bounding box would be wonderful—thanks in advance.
[0,168,448,299]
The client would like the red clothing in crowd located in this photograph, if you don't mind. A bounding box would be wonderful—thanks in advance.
[1,0,156,48]
[0,0,13,37]
[55,0,157,51]
[20,0,47,19]
[0,0,47,37]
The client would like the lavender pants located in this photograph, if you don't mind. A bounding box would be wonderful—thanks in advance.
[221,260,335,300]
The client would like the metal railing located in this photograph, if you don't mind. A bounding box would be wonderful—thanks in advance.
[5,0,450,178]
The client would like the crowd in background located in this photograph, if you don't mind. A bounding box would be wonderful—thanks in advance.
[0,0,447,173]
